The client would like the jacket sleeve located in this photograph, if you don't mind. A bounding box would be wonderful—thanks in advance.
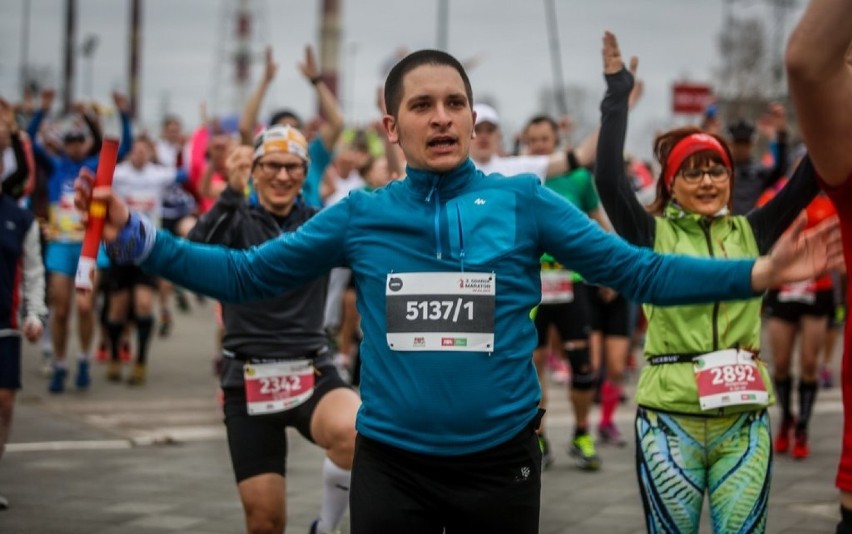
[747,155,820,254]
[595,67,656,247]
[533,183,755,306]
[187,186,244,245]
[142,197,350,302]
[82,111,103,157]
[116,112,133,161]
[22,220,48,324]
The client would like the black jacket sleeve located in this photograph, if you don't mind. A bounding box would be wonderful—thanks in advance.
[81,112,103,157]
[187,186,245,246]
[747,154,820,255]
[595,68,656,248]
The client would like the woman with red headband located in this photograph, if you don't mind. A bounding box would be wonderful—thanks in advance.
[595,33,822,533]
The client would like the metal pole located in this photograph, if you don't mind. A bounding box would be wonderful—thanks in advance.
[318,0,341,117]
[62,0,77,113]
[543,0,568,116]
[769,0,795,96]
[347,42,358,123]
[80,35,98,100]
[437,0,448,51]
[129,0,142,119]
[19,0,30,95]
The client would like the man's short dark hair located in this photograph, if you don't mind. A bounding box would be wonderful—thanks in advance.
[268,110,303,130]
[727,119,755,143]
[161,114,182,129]
[525,114,560,148]
[383,49,473,118]
[525,114,559,135]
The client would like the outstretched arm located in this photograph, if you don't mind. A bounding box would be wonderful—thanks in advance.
[75,170,348,302]
[747,155,820,254]
[302,45,345,153]
[544,35,643,179]
[534,183,844,306]
[594,32,655,247]
[239,46,277,146]
[785,0,852,185]
[112,92,133,160]
[21,219,47,342]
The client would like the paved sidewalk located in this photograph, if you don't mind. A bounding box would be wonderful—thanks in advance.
[0,302,845,533]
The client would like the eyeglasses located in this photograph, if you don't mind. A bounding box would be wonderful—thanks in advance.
[257,161,306,176]
[678,165,730,183]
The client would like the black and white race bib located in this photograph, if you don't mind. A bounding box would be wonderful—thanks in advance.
[385,272,495,352]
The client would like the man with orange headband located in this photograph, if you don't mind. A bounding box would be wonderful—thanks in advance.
[785,1,852,532]
[185,125,359,534]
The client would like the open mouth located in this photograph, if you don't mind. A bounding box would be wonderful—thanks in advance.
[427,135,458,151]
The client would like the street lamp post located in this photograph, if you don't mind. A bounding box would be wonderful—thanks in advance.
[19,0,31,96]
[80,34,98,100]
[437,0,448,51]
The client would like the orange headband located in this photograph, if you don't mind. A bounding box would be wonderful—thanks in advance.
[663,133,732,189]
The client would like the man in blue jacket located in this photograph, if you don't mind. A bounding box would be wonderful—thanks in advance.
[80,50,841,534]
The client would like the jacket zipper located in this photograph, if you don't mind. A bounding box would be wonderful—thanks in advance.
[700,219,720,351]
[455,204,466,273]
[425,176,444,260]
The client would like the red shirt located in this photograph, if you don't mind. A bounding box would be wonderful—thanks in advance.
[826,175,852,491]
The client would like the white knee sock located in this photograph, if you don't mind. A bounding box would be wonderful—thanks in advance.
[316,457,350,533]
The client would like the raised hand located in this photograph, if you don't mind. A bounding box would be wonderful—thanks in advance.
[74,168,130,242]
[299,45,320,82]
[602,31,624,75]
[40,88,56,111]
[558,115,574,137]
[603,32,642,109]
[766,213,844,287]
[112,92,131,114]
[262,46,278,84]
[226,145,254,193]
[627,57,644,110]
[0,98,17,131]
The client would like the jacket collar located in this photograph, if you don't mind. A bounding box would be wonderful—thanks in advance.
[404,158,476,200]
[664,201,729,223]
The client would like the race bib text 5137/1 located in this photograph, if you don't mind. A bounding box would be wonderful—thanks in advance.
[385,272,495,352]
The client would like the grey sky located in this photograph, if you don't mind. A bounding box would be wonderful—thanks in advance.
[0,0,805,158]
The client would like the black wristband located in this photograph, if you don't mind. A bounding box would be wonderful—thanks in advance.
[567,150,580,171]
[310,76,322,86]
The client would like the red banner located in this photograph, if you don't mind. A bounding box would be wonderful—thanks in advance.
[672,82,713,114]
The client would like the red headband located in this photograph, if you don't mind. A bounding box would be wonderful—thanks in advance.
[663,133,732,189]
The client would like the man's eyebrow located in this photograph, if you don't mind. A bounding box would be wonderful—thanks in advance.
[406,94,433,104]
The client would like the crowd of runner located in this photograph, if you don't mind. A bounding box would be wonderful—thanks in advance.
[1,1,851,532]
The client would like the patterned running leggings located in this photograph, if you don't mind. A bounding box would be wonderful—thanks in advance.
[635,407,772,533]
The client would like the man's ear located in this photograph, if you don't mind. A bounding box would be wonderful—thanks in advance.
[383,115,399,144]
[471,109,477,139]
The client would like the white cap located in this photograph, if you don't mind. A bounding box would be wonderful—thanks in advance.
[473,103,500,127]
